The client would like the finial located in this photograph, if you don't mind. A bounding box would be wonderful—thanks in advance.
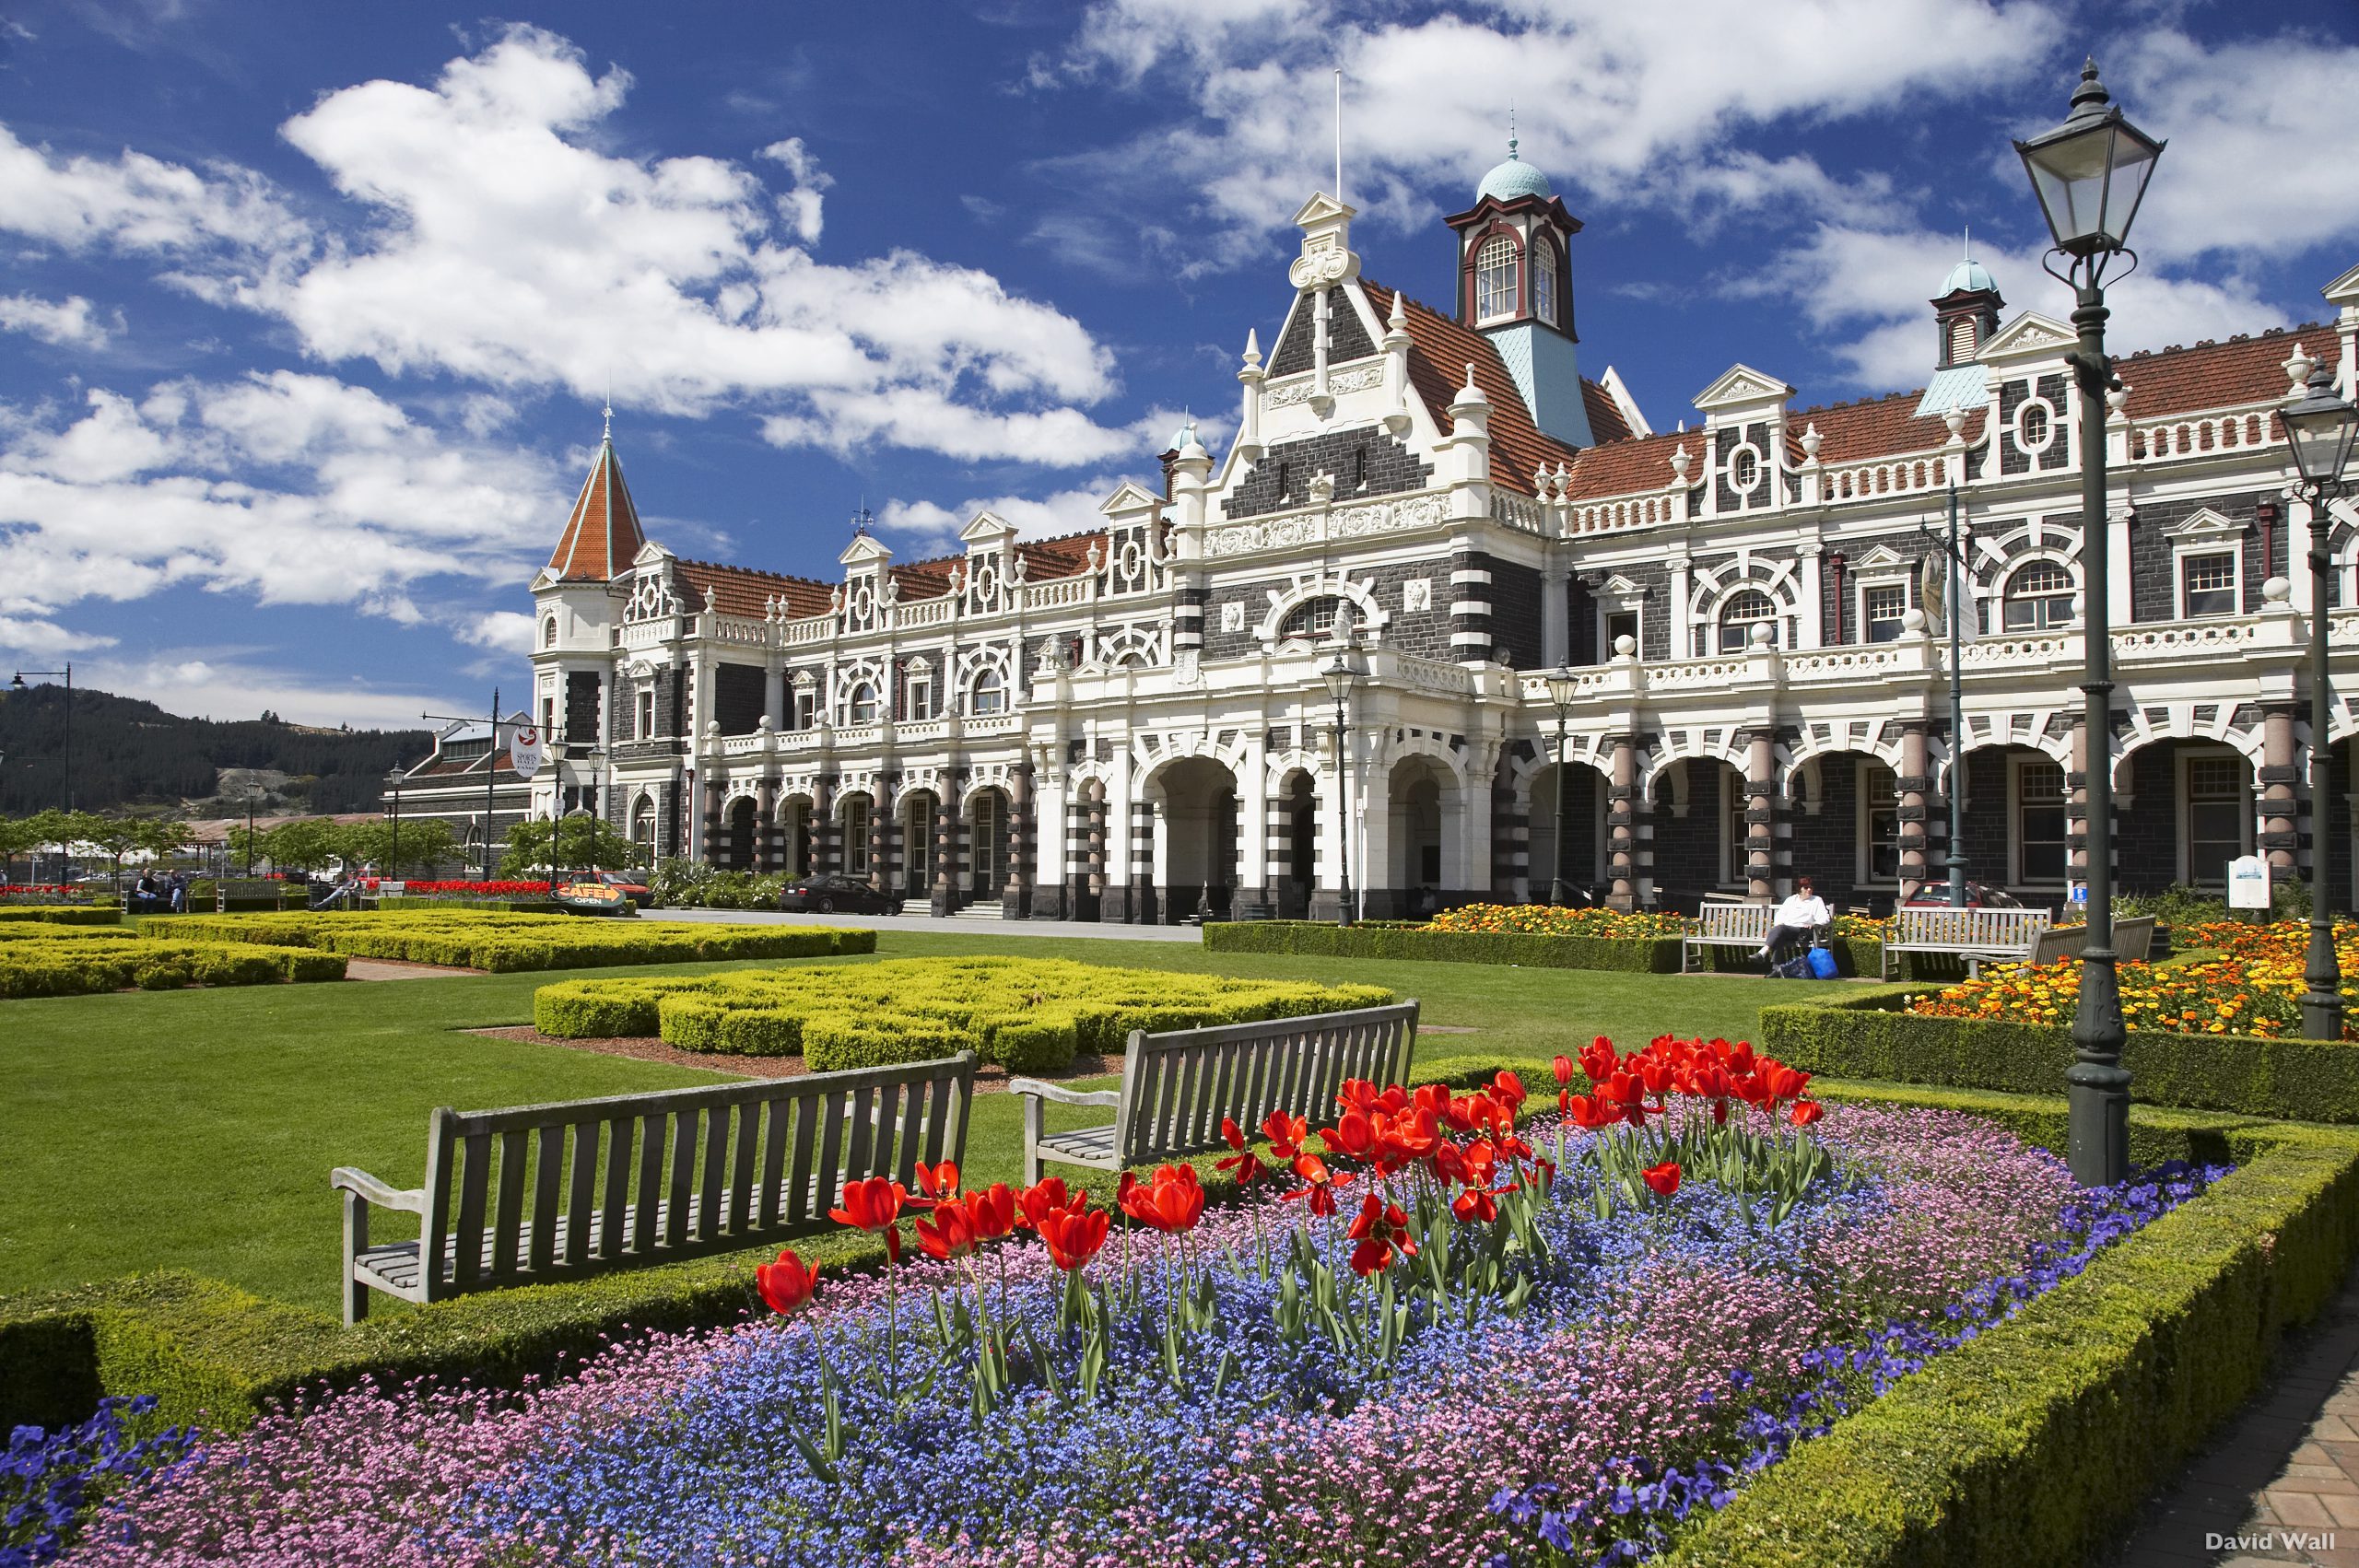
[1387,289,1406,330]
[1464,361,1479,391]
[1508,101,1518,161]
[1963,224,1969,261]
[601,401,613,443]
[2069,56,2111,120]
[1242,328,1261,369]
[851,496,873,537]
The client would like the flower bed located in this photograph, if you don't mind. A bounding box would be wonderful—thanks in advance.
[1909,919,2359,1040]
[1424,902,1684,938]
[135,912,873,974]
[1206,919,1684,972]
[534,955,1393,1071]
[0,928,346,998]
[49,1048,2226,1567]
[358,880,554,895]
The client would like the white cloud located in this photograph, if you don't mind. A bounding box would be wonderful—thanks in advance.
[879,482,1121,548]
[0,122,306,260]
[0,294,122,348]
[0,371,559,622]
[75,652,467,731]
[0,616,120,657]
[457,609,537,652]
[758,136,832,244]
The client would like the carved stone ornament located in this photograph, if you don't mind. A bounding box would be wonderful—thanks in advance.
[1219,600,1247,632]
[1265,363,1383,408]
[1286,243,1358,289]
[1402,578,1433,613]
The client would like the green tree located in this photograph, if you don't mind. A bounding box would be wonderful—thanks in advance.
[500,813,640,879]
[226,824,269,877]
[387,818,457,877]
[81,815,149,892]
[259,818,346,874]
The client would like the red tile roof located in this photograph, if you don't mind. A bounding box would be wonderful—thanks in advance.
[1791,391,1984,466]
[1563,428,1689,500]
[546,441,648,581]
[2114,324,2317,421]
[675,558,834,618]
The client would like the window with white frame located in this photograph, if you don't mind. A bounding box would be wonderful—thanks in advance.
[1861,582,1909,643]
[2182,752,2250,888]
[542,615,558,649]
[969,668,1007,716]
[1601,607,1639,661]
[634,688,654,740]
[1718,589,1778,652]
[843,797,872,874]
[792,684,817,731]
[905,669,934,721]
[1532,235,1558,327]
[2178,551,2238,618]
[1860,761,1900,883]
[2000,559,2075,631]
[1474,236,1518,323]
[846,681,878,726]
[1280,595,1342,641]
[2011,755,2068,884]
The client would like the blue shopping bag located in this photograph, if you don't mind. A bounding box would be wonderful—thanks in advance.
[1805,946,1839,980]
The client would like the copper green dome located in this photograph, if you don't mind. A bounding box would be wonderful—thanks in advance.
[1476,138,1553,204]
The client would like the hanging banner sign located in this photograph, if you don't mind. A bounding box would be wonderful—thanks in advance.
[508,725,546,778]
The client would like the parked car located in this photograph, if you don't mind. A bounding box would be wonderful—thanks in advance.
[593,870,655,908]
[779,873,901,915]
[1900,881,2026,909]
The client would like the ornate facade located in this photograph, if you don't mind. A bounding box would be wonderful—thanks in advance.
[518,150,2359,921]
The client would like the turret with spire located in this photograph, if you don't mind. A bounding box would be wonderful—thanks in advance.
[1442,132,1594,448]
[546,406,649,581]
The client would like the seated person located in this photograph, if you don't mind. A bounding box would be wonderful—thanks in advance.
[1755,875,1831,961]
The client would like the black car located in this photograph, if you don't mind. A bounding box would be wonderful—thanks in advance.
[779,874,901,915]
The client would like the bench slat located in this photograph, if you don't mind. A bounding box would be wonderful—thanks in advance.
[597,1116,632,1261]
[452,1131,490,1293]
[528,1128,562,1276]
[664,1109,698,1250]
[631,1112,665,1257]
[698,1105,729,1244]
[564,1120,597,1270]
[728,1101,759,1236]
[813,1090,848,1223]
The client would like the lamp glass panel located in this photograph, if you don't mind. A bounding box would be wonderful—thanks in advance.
[2285,404,2359,486]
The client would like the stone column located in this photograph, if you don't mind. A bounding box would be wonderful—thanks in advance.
[1132,792,1158,925]
[868,778,893,891]
[1895,721,1931,901]
[1003,761,1033,918]
[1263,782,1295,919]
[1741,728,1779,900]
[1237,741,1270,917]
[812,778,837,876]
[2065,720,2089,894]
[1083,777,1108,921]
[700,776,724,869]
[1029,750,1067,920]
[1607,731,1643,910]
[2261,706,2300,882]
[930,776,961,917]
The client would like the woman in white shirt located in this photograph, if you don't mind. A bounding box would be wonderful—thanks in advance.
[1756,875,1831,961]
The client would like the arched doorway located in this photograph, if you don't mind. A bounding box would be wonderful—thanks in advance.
[1647,757,1744,913]
[968,789,1009,899]
[780,797,813,877]
[1528,761,1606,904]
[1280,769,1317,919]
[1387,757,1448,919]
[1150,756,1238,921]
[2115,738,2253,897]
[629,795,655,863]
[1786,752,1897,914]
[725,797,757,871]
[1954,743,2069,903]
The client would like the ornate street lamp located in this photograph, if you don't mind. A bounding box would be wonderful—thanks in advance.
[1321,648,1361,927]
[2015,57,2165,1186]
[2283,359,2357,1041]
[1543,667,1579,904]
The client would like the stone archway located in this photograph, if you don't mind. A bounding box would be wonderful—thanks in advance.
[898,790,936,898]
[725,797,757,872]
[1371,754,1458,921]
[1528,759,1608,904]
[1147,755,1240,923]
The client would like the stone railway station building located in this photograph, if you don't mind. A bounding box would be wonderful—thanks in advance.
[506,149,2359,922]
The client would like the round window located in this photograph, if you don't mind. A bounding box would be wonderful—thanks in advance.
[2017,400,2054,452]
[1730,447,1761,493]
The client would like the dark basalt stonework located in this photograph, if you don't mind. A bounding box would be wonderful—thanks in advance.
[1222,427,1434,521]
[1269,287,1377,377]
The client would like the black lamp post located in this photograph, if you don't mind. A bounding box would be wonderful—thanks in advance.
[1544,667,1579,904]
[2283,359,2357,1040]
[1321,649,1360,927]
[8,663,72,813]
[243,788,259,876]
[385,769,405,881]
[2015,57,2165,1187]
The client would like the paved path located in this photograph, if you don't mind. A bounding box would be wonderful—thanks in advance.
[2116,1255,2359,1568]
[640,907,1204,943]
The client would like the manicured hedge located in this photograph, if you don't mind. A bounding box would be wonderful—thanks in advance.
[534,954,1394,1072]
[1760,992,2359,1124]
[0,906,121,926]
[1206,919,1681,972]
[0,928,347,997]
[137,911,874,973]
[1658,1125,2359,1568]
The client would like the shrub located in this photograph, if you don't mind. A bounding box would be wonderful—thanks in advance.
[0,907,120,927]
[534,955,1391,1071]
[0,930,348,998]
[1206,919,1681,972]
[138,911,874,973]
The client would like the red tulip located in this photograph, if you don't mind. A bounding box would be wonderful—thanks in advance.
[1015,1176,1085,1231]
[1321,1109,1378,1162]
[754,1247,820,1315]
[1761,1061,1810,1104]
[1036,1205,1110,1271]
[1552,1054,1576,1088]
[1337,1078,1381,1113]
[1491,1071,1527,1112]
[1790,1099,1825,1129]
[1120,1164,1206,1234]
[1260,1110,1309,1160]
[914,1199,980,1261]
[912,1160,960,1205]
[1565,1094,1614,1130]
[829,1176,907,1235]
[1282,1153,1352,1216]
[1450,1186,1502,1224]
[1641,1161,1682,1198]
[1344,1191,1418,1275]
[963,1181,1017,1240]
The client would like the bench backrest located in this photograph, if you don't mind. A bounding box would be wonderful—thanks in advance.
[2027,915,2156,967]
[417,1052,975,1293]
[1111,1001,1419,1167]
[1893,907,2052,949]
[1693,904,1774,941]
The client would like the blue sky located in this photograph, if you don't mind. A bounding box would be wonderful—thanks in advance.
[1,0,2354,730]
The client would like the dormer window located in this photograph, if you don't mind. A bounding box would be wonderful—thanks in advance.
[1474,235,1518,324]
[1532,235,1558,327]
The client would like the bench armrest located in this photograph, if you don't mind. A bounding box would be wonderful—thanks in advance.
[331,1166,428,1214]
[1005,1079,1122,1109]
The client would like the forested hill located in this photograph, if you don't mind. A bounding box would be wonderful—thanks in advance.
[0,685,435,815]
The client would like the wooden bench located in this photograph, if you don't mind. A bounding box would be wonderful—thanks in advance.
[2025,915,2156,967]
[1683,903,1774,972]
[1881,907,2054,979]
[332,1052,975,1325]
[1009,1002,1418,1184]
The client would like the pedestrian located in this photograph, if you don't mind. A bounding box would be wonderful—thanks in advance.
[1755,874,1831,964]
[133,868,160,914]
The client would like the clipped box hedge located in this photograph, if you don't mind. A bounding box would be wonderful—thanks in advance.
[137,910,874,973]
[0,927,347,997]
[1760,991,2359,1124]
[0,906,121,927]
[534,954,1394,1072]
[1206,919,1682,971]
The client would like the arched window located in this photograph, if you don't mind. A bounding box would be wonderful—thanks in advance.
[847,682,877,725]
[1474,235,1518,323]
[542,615,558,649]
[629,797,655,853]
[2001,560,2075,631]
[1280,595,1343,641]
[1718,589,1778,652]
[969,669,1006,716]
[1532,235,1558,327]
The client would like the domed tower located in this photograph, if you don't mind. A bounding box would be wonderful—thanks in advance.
[1931,252,2003,369]
[1442,138,1593,447]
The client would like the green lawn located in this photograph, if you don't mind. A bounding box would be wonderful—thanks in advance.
[0,930,1804,1315]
